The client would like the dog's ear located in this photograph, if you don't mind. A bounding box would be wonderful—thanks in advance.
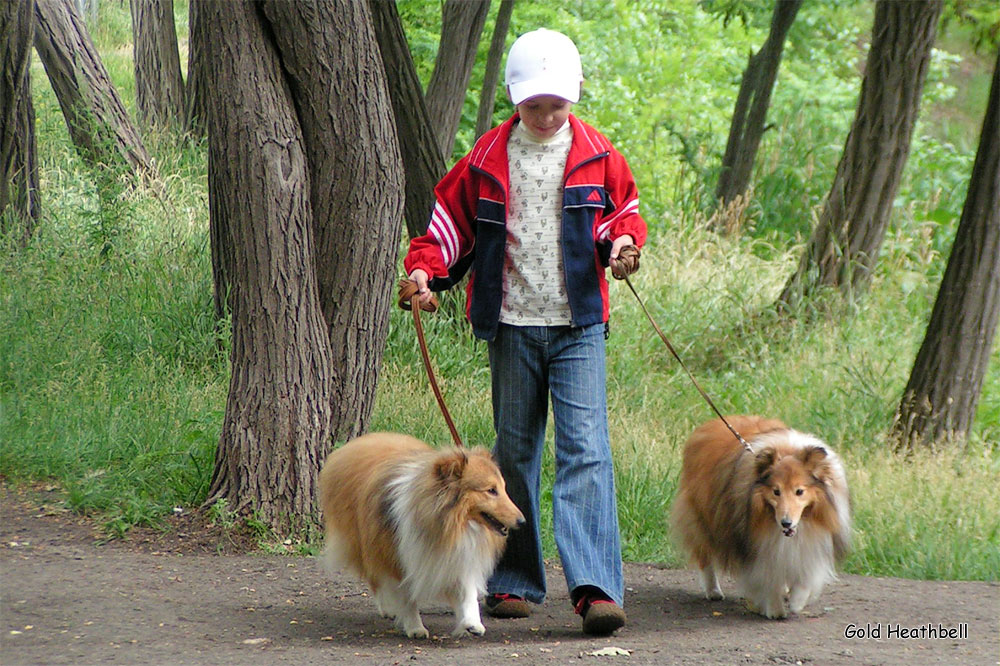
[801,445,828,465]
[802,445,834,483]
[801,445,828,472]
[754,447,776,479]
[434,450,468,483]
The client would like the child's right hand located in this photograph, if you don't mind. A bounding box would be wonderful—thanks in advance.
[409,269,434,305]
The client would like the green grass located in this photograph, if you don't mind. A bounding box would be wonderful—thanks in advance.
[2,0,998,581]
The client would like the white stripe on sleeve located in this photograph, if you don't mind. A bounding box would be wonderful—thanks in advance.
[596,198,639,240]
[429,203,460,267]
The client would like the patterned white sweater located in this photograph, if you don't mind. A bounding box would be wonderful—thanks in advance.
[500,120,573,326]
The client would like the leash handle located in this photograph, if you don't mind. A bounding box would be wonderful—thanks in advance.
[620,273,753,454]
[399,280,464,448]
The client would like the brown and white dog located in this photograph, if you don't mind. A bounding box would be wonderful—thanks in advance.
[318,432,524,638]
[671,416,851,618]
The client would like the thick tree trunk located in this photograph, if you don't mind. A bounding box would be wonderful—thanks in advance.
[130,0,185,131]
[713,0,802,225]
[184,0,207,139]
[33,0,152,176]
[1,0,41,245]
[778,0,942,310]
[202,0,334,530]
[475,0,515,140]
[260,0,403,443]
[424,0,490,158]
[369,0,446,239]
[891,49,1000,450]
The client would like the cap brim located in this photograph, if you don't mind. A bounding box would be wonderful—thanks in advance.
[509,77,580,106]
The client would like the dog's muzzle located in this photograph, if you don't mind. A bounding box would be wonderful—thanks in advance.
[482,512,511,536]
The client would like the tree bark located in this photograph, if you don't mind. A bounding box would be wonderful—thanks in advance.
[424,0,490,158]
[202,0,334,530]
[369,0,446,239]
[778,0,942,310]
[476,0,514,140]
[33,0,152,177]
[130,0,185,131]
[184,0,207,139]
[1,0,41,245]
[714,0,802,224]
[260,0,404,443]
[891,49,1000,450]
[204,0,404,531]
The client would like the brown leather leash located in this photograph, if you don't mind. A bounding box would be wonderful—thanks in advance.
[612,247,753,453]
[398,279,464,448]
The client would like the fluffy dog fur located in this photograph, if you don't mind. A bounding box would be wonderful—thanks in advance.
[318,432,524,638]
[672,416,851,619]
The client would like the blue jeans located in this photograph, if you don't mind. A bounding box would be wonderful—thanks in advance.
[486,323,624,606]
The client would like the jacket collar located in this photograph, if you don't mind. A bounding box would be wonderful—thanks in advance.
[468,113,610,192]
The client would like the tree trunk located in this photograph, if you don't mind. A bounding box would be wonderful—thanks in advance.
[1,0,41,245]
[713,0,802,226]
[778,0,942,310]
[204,0,403,531]
[369,0,446,239]
[475,0,515,140]
[129,0,185,131]
[184,0,207,138]
[424,0,490,158]
[202,0,334,530]
[33,0,152,177]
[891,49,1000,450]
[259,0,404,443]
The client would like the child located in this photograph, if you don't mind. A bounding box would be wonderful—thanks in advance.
[404,28,646,636]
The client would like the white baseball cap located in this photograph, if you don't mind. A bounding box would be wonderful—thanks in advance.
[504,29,583,105]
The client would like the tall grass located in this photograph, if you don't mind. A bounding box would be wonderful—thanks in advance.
[2,0,997,580]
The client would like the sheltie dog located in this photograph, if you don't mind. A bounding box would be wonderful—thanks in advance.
[671,416,851,619]
[318,432,524,638]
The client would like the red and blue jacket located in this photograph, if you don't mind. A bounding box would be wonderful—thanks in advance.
[404,113,647,341]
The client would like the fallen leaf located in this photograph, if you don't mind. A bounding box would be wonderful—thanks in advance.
[586,646,632,657]
[242,637,271,645]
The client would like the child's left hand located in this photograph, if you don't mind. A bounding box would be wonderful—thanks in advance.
[610,235,640,279]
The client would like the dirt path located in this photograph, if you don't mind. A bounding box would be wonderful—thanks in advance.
[1,484,996,666]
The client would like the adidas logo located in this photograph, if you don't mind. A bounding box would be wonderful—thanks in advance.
[587,189,602,202]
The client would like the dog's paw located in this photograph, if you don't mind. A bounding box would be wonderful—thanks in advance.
[704,588,724,601]
[788,586,814,613]
[452,622,486,637]
[761,600,789,620]
[745,597,787,619]
[404,625,430,639]
[396,615,429,639]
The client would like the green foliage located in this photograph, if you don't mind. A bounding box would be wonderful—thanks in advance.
[699,0,777,29]
[2,0,996,583]
[944,0,1000,51]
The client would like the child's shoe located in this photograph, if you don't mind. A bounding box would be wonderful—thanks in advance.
[574,590,626,635]
[485,593,531,619]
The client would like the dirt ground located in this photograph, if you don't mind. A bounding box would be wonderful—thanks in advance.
[1,483,997,666]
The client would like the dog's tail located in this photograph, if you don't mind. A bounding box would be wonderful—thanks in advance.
[318,535,350,577]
